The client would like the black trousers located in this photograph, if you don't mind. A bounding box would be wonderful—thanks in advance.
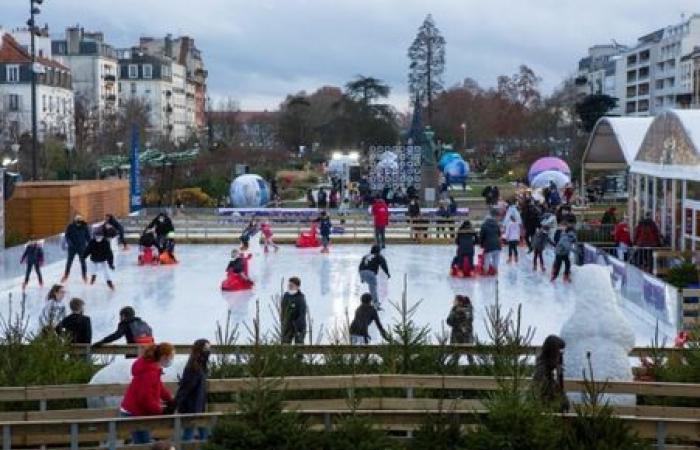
[533,249,544,267]
[508,241,518,258]
[282,327,305,344]
[24,262,42,284]
[65,248,87,277]
[552,254,571,278]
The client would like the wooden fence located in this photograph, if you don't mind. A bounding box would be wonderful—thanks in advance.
[2,374,700,449]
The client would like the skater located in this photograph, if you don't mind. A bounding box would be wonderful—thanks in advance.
[317,187,328,209]
[479,209,502,276]
[281,277,307,345]
[20,239,44,290]
[522,201,541,251]
[175,339,211,442]
[146,213,174,252]
[358,245,391,309]
[62,214,91,283]
[239,218,259,251]
[93,306,154,350]
[160,232,178,264]
[531,225,548,272]
[83,230,115,290]
[138,229,158,265]
[120,342,176,444]
[56,298,92,344]
[370,197,390,249]
[407,197,423,242]
[40,284,67,329]
[446,295,474,345]
[260,219,279,253]
[103,214,127,250]
[504,215,521,264]
[613,217,631,261]
[551,221,577,282]
[316,210,332,253]
[349,293,389,344]
[532,335,568,411]
[452,221,476,277]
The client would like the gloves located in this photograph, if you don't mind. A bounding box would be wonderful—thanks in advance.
[163,399,177,415]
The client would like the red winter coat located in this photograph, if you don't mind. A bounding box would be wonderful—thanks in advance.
[634,219,661,247]
[120,357,173,416]
[371,200,390,228]
[613,222,631,245]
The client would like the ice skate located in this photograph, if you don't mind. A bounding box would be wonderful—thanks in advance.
[90,275,96,285]
[563,273,572,283]
[107,280,115,291]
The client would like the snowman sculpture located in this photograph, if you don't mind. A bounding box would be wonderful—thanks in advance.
[559,264,636,406]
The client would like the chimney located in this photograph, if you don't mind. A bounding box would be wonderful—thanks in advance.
[66,26,81,55]
[164,33,173,58]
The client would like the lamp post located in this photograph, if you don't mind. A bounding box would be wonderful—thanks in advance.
[460,122,466,149]
[65,143,74,180]
[28,0,44,181]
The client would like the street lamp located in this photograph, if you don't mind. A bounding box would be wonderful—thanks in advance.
[65,143,74,180]
[28,0,45,181]
[460,123,467,149]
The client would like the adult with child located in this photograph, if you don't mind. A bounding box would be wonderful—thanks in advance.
[120,342,176,444]
[62,214,91,283]
[281,277,307,345]
[358,245,391,310]
[349,293,390,344]
[175,339,211,442]
[56,298,92,344]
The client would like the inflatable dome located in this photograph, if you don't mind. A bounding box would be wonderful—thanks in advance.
[528,157,570,184]
[229,174,271,208]
[438,152,462,171]
[530,170,570,190]
[444,158,469,182]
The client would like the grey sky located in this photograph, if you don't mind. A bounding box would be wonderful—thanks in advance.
[3,0,699,111]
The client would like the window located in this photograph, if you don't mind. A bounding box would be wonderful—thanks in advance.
[8,94,19,111]
[161,65,170,77]
[143,64,153,79]
[49,96,54,113]
[42,95,47,112]
[130,82,137,95]
[6,65,19,83]
[128,64,138,79]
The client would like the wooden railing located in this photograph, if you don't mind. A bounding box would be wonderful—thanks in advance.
[2,374,700,449]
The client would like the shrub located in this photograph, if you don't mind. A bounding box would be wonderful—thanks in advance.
[665,261,699,289]
[323,416,402,450]
[174,187,216,207]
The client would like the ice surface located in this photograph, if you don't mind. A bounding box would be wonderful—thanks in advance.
[1,243,667,347]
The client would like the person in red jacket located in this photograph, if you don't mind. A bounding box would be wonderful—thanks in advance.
[371,198,390,249]
[633,212,662,271]
[120,342,176,444]
[613,217,632,261]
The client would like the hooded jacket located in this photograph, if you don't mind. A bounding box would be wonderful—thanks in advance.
[358,248,390,276]
[479,216,502,252]
[121,357,173,416]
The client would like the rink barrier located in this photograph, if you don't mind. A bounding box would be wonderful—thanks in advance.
[1,375,700,449]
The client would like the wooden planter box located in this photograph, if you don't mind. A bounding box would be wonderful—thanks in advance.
[6,180,129,240]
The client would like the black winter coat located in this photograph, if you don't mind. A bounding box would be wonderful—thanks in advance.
[65,221,91,252]
[455,230,476,257]
[479,217,502,252]
[281,291,307,334]
[56,313,92,344]
[84,239,114,265]
[175,365,208,413]
[147,215,174,238]
[349,303,388,340]
[446,305,473,344]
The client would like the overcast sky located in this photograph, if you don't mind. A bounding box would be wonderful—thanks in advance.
[3,0,699,111]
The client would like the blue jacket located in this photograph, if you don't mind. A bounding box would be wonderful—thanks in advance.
[479,217,502,252]
[65,221,91,252]
[318,217,332,237]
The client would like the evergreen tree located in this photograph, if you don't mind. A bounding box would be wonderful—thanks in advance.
[408,14,446,125]
[575,94,618,132]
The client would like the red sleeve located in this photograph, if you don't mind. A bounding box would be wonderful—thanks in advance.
[143,370,165,415]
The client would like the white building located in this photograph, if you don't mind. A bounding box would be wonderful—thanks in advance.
[117,48,187,142]
[0,31,75,147]
[577,14,700,116]
[52,27,118,124]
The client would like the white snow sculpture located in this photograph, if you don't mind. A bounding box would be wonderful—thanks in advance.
[375,151,398,171]
[87,356,187,409]
[559,264,636,405]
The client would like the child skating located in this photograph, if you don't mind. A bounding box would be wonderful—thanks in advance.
[20,239,44,290]
[260,219,279,253]
[83,231,115,290]
[551,221,577,282]
[531,225,548,272]
[504,215,521,264]
[240,218,259,251]
[316,211,332,254]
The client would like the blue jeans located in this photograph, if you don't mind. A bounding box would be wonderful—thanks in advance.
[183,426,209,441]
[120,411,151,444]
[360,270,379,305]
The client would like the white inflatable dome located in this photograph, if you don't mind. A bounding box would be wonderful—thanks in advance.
[229,174,271,207]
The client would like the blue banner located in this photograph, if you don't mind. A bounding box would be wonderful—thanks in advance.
[129,125,141,212]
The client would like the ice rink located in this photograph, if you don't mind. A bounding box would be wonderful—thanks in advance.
[1,243,663,346]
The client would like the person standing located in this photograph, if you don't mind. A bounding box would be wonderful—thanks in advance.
[551,222,577,282]
[532,335,567,411]
[522,202,541,252]
[84,230,116,290]
[349,293,389,344]
[601,207,618,226]
[316,211,332,254]
[62,214,91,283]
[317,187,328,210]
[281,277,307,344]
[446,295,473,345]
[407,197,423,242]
[371,197,390,249]
[120,343,176,444]
[175,339,211,442]
[358,245,391,309]
[633,212,662,270]
[56,298,92,344]
[481,185,493,206]
[504,215,521,264]
[479,209,502,276]
[40,284,67,329]
[613,217,632,261]
[20,239,44,290]
[531,225,548,272]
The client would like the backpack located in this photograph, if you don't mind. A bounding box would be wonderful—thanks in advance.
[129,319,154,345]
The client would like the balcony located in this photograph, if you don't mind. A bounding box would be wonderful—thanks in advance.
[105,94,116,103]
